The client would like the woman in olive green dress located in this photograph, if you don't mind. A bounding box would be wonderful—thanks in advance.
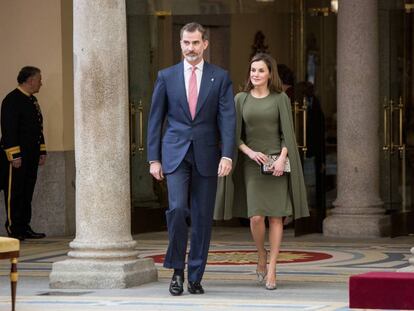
[214,53,309,290]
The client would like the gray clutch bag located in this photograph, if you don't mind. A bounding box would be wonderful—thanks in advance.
[260,154,291,175]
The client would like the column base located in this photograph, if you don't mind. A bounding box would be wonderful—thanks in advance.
[323,214,390,237]
[49,258,157,289]
[398,266,414,272]
[398,247,414,272]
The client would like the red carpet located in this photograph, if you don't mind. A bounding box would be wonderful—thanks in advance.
[147,249,332,265]
[349,272,414,310]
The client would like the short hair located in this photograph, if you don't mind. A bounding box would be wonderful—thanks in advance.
[277,64,295,86]
[180,22,207,40]
[243,53,283,93]
[17,66,41,84]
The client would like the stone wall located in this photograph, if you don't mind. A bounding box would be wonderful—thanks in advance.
[0,151,75,236]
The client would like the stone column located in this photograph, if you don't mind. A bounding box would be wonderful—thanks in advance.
[323,0,390,237]
[49,0,157,288]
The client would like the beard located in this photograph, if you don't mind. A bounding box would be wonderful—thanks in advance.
[184,53,200,63]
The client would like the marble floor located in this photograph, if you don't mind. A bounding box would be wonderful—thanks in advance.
[0,227,413,310]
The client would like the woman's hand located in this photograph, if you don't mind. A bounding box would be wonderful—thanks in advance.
[271,155,286,176]
[248,150,268,166]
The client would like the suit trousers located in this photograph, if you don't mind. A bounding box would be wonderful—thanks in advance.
[3,151,39,235]
[164,144,217,282]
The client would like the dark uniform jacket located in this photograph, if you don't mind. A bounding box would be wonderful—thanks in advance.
[0,88,46,189]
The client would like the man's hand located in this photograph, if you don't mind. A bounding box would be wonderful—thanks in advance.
[149,161,164,181]
[218,158,232,177]
[12,158,22,168]
[39,155,47,166]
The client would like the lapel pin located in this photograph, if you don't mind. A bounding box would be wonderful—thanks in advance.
[211,78,214,82]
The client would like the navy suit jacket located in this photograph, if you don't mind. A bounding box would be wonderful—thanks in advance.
[147,61,236,177]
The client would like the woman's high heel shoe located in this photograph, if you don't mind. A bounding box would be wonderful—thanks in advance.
[265,270,277,290]
[256,269,266,283]
[256,250,268,283]
[265,281,277,290]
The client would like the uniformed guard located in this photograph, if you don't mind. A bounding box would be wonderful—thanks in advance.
[0,66,47,240]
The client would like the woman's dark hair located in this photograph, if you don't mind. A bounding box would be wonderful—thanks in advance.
[17,66,41,84]
[243,53,283,93]
[180,22,207,40]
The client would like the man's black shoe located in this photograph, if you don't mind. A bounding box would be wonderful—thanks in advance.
[24,228,46,239]
[187,281,204,294]
[8,233,25,241]
[169,275,184,296]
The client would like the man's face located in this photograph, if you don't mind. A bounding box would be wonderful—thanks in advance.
[28,73,42,94]
[180,30,208,65]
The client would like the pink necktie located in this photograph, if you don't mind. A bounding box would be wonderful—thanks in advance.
[188,66,198,119]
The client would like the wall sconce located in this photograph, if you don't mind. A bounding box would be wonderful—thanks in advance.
[331,0,338,13]
[309,1,338,16]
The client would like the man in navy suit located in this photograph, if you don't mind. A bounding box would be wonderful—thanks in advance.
[147,22,235,295]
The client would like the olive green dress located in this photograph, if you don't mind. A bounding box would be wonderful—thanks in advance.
[240,94,292,217]
[214,91,309,221]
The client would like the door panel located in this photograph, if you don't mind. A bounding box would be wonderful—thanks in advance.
[127,1,166,233]
[382,5,414,237]
[294,4,337,235]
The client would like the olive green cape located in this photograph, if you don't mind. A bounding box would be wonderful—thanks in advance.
[214,91,309,220]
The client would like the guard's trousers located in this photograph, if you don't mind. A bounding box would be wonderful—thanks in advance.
[3,151,39,235]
